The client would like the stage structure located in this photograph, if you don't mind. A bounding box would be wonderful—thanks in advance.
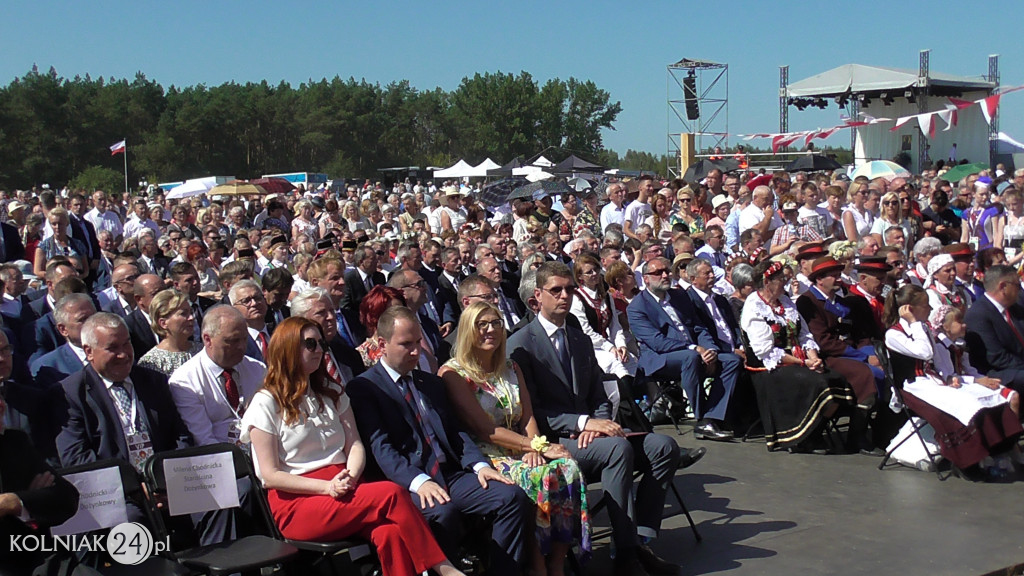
[667,58,728,178]
[781,50,997,173]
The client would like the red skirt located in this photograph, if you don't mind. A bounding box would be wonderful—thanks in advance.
[902,391,1023,469]
[267,464,446,576]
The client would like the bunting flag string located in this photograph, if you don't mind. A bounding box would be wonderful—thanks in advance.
[734,83,1024,148]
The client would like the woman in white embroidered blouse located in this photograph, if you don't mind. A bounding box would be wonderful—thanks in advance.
[882,287,1022,479]
[740,259,857,452]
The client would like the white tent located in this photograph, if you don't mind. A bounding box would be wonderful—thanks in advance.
[433,160,475,178]
[471,158,500,175]
[786,63,995,172]
[786,64,994,98]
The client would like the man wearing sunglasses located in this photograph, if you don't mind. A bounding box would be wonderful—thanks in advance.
[510,261,691,576]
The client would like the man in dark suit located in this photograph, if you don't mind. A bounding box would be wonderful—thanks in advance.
[0,378,80,574]
[629,257,740,442]
[291,287,364,378]
[437,247,465,318]
[349,306,530,576]
[307,257,366,348]
[261,268,293,334]
[510,261,687,576]
[477,257,525,331]
[68,193,102,286]
[229,280,270,362]
[124,274,163,361]
[340,246,385,313]
[137,235,170,279]
[100,262,141,319]
[965,265,1024,392]
[170,262,217,342]
[388,269,451,369]
[56,312,192,470]
[31,276,94,366]
[31,293,95,387]
[0,219,26,263]
[29,260,79,320]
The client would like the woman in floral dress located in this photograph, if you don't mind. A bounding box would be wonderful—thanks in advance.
[440,302,590,576]
[740,259,856,452]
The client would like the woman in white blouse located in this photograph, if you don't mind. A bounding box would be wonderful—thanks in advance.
[882,286,1022,480]
[740,259,857,452]
[569,254,636,415]
[242,317,464,576]
[841,181,875,241]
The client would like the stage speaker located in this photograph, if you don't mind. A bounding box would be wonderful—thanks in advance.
[683,74,699,120]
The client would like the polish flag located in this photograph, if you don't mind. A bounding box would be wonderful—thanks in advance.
[109,140,126,156]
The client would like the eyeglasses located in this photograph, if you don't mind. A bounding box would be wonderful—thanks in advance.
[679,198,693,203]
[235,296,264,307]
[645,268,671,276]
[882,201,899,206]
[542,285,576,297]
[581,268,600,276]
[889,260,905,267]
[116,275,141,285]
[302,337,327,352]
[467,292,498,302]
[899,197,910,202]
[400,280,426,290]
[475,319,503,332]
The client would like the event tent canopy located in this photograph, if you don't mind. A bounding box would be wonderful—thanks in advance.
[552,154,604,174]
[786,64,995,98]
[432,159,475,178]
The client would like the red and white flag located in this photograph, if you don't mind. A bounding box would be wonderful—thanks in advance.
[109,140,126,156]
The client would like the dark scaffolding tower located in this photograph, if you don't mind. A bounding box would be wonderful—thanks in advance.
[667,58,728,178]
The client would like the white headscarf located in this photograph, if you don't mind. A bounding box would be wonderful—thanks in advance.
[924,253,955,290]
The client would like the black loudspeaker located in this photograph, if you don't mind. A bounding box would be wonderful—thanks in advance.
[683,74,699,120]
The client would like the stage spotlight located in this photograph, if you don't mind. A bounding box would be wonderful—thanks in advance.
[880,92,894,105]
[904,90,916,103]
[813,98,828,109]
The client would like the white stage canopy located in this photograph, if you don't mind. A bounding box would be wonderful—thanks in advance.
[786,64,994,98]
[433,159,475,178]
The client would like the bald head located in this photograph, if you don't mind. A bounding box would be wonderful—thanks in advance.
[201,304,246,338]
[133,274,164,312]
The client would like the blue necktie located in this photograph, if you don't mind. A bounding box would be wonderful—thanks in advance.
[337,312,356,347]
[554,328,573,383]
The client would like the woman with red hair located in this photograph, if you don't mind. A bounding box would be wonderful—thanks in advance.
[242,316,464,576]
[355,286,406,368]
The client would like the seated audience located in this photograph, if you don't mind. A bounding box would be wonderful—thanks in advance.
[965,265,1024,394]
[355,286,406,368]
[137,289,202,375]
[242,316,465,576]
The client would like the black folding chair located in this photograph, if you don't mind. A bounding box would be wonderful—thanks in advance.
[57,458,191,576]
[143,443,300,575]
[872,340,943,477]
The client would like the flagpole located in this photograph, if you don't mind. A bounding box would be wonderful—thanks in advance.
[123,138,129,196]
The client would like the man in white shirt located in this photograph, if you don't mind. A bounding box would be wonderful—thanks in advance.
[168,304,261,545]
[623,176,655,241]
[122,199,160,240]
[738,185,782,238]
[85,190,123,244]
[600,183,627,233]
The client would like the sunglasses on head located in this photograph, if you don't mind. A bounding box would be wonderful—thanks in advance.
[302,337,327,352]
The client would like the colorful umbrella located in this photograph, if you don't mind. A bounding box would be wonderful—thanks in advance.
[938,162,989,184]
[209,180,270,197]
[249,177,297,196]
[850,161,911,182]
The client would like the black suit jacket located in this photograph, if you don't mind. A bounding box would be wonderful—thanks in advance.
[686,287,742,351]
[0,429,79,567]
[348,363,488,488]
[436,271,463,319]
[69,214,100,262]
[31,312,64,365]
[329,335,366,377]
[125,308,158,361]
[0,221,26,262]
[965,295,1024,374]
[264,305,291,334]
[56,364,192,467]
[507,316,612,439]
[340,268,386,312]
[29,295,51,319]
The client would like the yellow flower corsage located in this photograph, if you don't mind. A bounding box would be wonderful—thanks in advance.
[530,435,550,453]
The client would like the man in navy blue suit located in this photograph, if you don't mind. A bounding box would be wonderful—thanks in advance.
[628,257,740,442]
[0,219,26,263]
[348,306,530,576]
[56,312,192,470]
[966,265,1024,392]
[31,293,95,386]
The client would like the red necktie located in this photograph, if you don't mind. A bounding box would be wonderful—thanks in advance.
[1005,310,1024,349]
[257,332,268,358]
[222,370,239,411]
[325,351,343,388]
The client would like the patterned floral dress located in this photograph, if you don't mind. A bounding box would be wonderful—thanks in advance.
[443,359,591,556]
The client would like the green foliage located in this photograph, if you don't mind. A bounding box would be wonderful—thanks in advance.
[0,68,622,189]
[69,165,124,194]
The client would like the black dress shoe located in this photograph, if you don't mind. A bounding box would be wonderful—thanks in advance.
[636,544,681,576]
[694,420,735,441]
[679,446,707,469]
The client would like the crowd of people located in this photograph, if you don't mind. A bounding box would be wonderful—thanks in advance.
[2,162,1024,574]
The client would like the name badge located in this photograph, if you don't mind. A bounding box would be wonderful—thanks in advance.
[127,431,152,472]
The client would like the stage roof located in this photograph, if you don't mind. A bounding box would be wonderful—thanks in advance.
[786,64,995,98]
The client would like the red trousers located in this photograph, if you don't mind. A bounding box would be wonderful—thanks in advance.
[267,464,446,576]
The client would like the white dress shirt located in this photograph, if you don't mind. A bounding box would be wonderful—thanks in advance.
[168,350,267,446]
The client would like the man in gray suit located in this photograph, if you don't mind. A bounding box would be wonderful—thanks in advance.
[507,261,687,576]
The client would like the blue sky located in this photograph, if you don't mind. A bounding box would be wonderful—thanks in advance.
[4,1,1023,158]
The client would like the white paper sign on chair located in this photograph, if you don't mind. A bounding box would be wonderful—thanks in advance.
[163,452,240,517]
[51,467,128,536]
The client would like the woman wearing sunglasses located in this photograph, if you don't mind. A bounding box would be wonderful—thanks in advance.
[870,191,913,252]
[242,316,465,576]
[440,302,590,576]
